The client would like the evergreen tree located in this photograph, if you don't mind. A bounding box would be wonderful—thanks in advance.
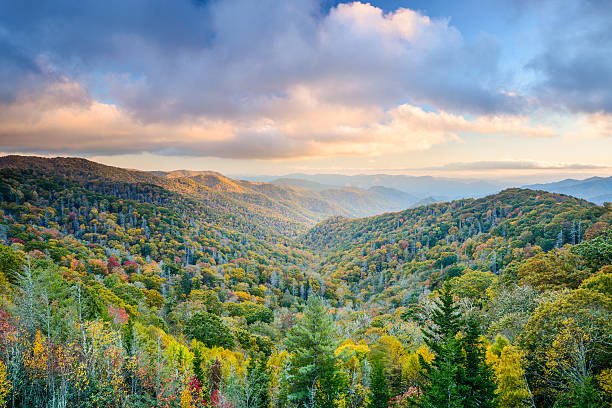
[460,316,497,408]
[368,345,390,408]
[419,284,466,408]
[285,296,344,408]
[193,345,204,384]
[246,354,272,408]
[122,318,134,355]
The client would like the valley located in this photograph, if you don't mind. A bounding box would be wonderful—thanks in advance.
[0,156,610,407]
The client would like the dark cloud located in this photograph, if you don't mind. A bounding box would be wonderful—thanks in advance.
[0,39,44,101]
[0,0,523,122]
[0,0,609,160]
[528,0,612,113]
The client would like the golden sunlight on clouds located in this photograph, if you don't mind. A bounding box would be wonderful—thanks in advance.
[329,2,434,41]
[575,112,612,139]
[0,79,558,160]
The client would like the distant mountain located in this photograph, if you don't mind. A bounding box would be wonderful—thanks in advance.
[270,178,337,191]
[524,176,612,204]
[0,157,419,236]
[241,173,504,200]
[318,186,417,216]
[410,196,443,208]
[270,178,418,215]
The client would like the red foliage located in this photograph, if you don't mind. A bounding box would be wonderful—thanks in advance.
[0,309,16,353]
[388,388,421,407]
[123,260,139,274]
[107,305,129,325]
[107,256,121,270]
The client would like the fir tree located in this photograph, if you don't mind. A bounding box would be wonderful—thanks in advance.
[368,345,390,408]
[192,345,204,384]
[246,354,272,408]
[122,318,134,356]
[460,316,497,408]
[285,296,344,408]
[419,284,466,408]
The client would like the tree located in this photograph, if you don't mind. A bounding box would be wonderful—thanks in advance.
[572,228,612,271]
[193,344,205,384]
[486,336,532,408]
[419,284,465,408]
[285,296,344,408]
[368,345,390,408]
[122,318,135,356]
[460,316,496,408]
[185,312,234,349]
[227,355,271,408]
[517,249,587,290]
[0,244,23,284]
[519,289,612,406]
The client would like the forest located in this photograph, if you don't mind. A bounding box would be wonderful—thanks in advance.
[0,156,610,408]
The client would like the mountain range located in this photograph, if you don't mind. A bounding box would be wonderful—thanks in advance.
[524,176,612,205]
[1,155,611,408]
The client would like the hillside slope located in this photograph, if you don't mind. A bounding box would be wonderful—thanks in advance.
[0,156,415,236]
[302,188,611,306]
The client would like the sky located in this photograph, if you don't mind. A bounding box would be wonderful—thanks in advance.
[0,0,611,180]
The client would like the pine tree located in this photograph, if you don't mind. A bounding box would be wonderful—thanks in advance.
[246,355,272,408]
[368,345,390,408]
[460,316,497,408]
[192,345,204,384]
[122,318,134,356]
[285,296,344,408]
[419,284,465,408]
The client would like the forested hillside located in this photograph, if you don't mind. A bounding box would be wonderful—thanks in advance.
[0,156,419,237]
[0,157,610,408]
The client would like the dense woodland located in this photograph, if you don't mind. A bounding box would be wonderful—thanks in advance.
[0,156,610,408]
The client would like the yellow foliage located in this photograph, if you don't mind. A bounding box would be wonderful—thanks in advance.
[486,343,531,408]
[199,345,246,379]
[180,386,193,408]
[598,369,612,403]
[402,345,433,388]
[335,339,369,371]
[24,330,48,380]
[0,360,12,407]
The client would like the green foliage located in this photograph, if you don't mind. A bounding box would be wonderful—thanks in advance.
[193,344,205,384]
[448,270,497,302]
[518,248,588,290]
[460,316,496,408]
[572,228,612,271]
[419,287,496,408]
[227,301,274,324]
[0,244,23,283]
[0,157,611,408]
[419,285,466,408]
[285,296,344,408]
[368,345,390,408]
[185,312,235,349]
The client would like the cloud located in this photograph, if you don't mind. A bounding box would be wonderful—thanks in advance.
[0,0,607,161]
[0,80,553,159]
[527,0,612,113]
[563,111,612,139]
[415,160,610,171]
[0,0,523,120]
